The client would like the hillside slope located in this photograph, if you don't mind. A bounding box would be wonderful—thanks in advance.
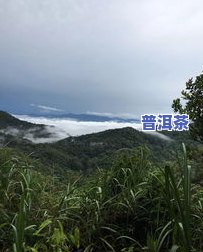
[0,111,56,143]
[0,111,196,175]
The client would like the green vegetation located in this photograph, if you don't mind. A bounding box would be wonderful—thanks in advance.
[0,111,203,251]
[0,142,203,251]
[0,111,198,175]
[2,126,198,176]
[172,72,203,142]
[0,111,43,130]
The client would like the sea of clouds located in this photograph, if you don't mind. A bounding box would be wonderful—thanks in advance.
[12,115,172,143]
[14,115,141,143]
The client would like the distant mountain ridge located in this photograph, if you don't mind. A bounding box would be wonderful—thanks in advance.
[0,110,196,176]
[22,112,140,123]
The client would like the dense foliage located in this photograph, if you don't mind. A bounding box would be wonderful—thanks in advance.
[1,111,203,251]
[2,125,197,176]
[0,144,203,251]
[172,72,203,142]
[0,111,198,175]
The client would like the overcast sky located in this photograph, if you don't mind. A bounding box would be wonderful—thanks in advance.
[1,0,203,117]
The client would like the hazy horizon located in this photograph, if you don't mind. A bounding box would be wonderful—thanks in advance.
[1,1,203,116]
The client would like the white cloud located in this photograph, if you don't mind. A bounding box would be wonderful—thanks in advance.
[86,111,138,119]
[23,126,69,143]
[145,131,172,141]
[30,104,64,112]
[16,115,141,137]
[14,115,172,143]
[0,125,69,144]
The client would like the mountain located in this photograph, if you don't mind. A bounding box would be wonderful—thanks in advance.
[22,112,140,123]
[0,111,56,144]
[8,126,194,176]
[0,111,196,177]
[0,114,202,252]
[0,111,36,129]
[49,127,193,171]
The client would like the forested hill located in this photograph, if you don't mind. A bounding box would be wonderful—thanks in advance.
[0,111,42,129]
[0,111,196,176]
[0,111,56,143]
[50,127,194,172]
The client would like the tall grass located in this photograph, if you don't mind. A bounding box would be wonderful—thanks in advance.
[163,143,192,251]
[11,169,33,252]
[0,145,203,251]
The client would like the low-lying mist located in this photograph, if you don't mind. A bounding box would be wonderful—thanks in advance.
[13,115,172,143]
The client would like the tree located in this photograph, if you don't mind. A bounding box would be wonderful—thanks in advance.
[172,72,203,142]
